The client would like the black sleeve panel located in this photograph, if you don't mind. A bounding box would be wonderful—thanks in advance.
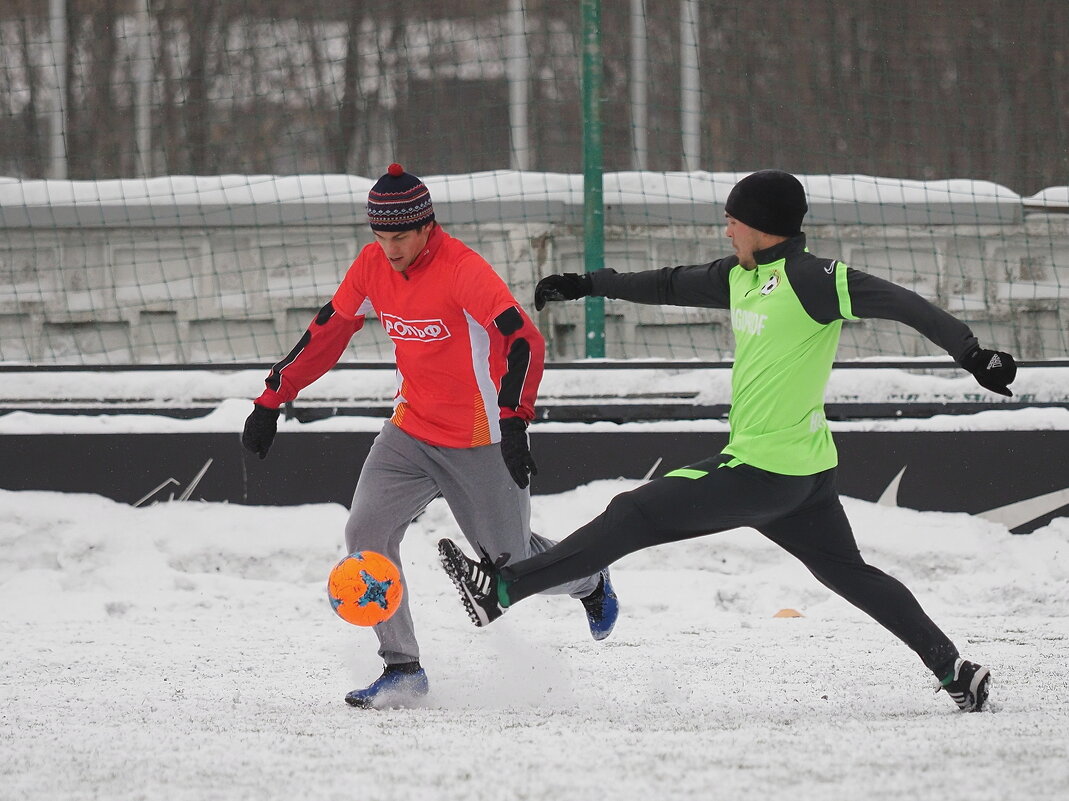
[498,337,531,410]
[314,300,336,325]
[493,306,524,335]
[788,258,842,325]
[588,258,734,309]
[847,268,978,362]
[266,302,336,391]
[266,329,311,392]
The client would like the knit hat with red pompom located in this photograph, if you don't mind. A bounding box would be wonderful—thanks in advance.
[366,163,436,231]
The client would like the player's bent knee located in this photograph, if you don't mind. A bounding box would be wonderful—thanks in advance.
[600,487,686,552]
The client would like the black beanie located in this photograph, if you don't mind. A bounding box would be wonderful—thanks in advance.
[724,170,808,237]
[366,163,435,231]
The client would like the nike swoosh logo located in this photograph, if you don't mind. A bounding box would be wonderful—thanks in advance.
[877,466,907,507]
[877,465,1069,532]
[978,486,1069,530]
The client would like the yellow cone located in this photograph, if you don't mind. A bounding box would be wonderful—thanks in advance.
[773,608,803,618]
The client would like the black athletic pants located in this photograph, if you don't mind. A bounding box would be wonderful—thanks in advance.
[500,455,959,674]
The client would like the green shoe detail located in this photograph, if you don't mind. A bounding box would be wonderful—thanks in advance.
[497,577,512,608]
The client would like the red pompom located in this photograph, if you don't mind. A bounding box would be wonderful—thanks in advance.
[387,163,404,177]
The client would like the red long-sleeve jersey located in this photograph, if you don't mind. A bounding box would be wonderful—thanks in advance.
[254,224,545,449]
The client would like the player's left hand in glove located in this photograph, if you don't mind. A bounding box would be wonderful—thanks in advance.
[242,404,280,459]
[961,345,1017,397]
[500,417,538,489]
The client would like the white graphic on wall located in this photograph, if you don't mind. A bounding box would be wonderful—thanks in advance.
[135,458,214,506]
[877,465,1069,531]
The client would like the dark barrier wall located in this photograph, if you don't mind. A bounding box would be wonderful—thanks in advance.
[1,429,1066,533]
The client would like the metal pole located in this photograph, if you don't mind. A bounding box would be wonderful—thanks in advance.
[507,0,530,171]
[135,0,153,177]
[48,0,68,179]
[581,0,605,358]
[630,0,648,171]
[680,0,701,171]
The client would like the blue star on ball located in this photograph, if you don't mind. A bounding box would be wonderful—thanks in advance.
[357,569,393,609]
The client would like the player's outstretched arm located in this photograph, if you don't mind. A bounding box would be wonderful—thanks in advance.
[844,269,1017,397]
[536,262,732,312]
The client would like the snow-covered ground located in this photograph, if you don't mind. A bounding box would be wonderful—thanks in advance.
[2,478,1068,801]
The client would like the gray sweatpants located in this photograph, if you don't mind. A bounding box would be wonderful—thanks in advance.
[344,421,600,665]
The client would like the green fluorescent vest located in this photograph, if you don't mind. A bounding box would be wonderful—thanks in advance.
[721,255,855,475]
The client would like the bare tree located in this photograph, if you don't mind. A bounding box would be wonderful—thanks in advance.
[335,1,365,174]
[15,13,46,176]
[183,0,218,174]
[66,0,122,177]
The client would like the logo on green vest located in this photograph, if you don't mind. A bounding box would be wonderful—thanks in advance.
[731,308,768,336]
[760,272,780,295]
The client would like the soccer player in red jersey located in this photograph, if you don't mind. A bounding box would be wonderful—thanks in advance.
[242,164,618,708]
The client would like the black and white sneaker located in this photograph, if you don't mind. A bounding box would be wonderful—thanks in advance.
[938,658,991,711]
[438,539,504,627]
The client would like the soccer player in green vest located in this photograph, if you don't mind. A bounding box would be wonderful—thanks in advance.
[439,170,1016,712]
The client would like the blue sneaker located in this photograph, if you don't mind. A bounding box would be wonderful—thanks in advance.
[580,570,619,641]
[345,662,429,709]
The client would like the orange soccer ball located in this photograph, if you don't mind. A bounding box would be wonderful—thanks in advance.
[327,551,404,627]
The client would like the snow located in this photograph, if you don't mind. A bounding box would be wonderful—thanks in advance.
[2,362,1068,799]
[3,471,1069,800]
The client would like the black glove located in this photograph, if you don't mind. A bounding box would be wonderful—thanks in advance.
[534,273,593,311]
[961,345,1017,397]
[242,404,280,459]
[500,417,538,489]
